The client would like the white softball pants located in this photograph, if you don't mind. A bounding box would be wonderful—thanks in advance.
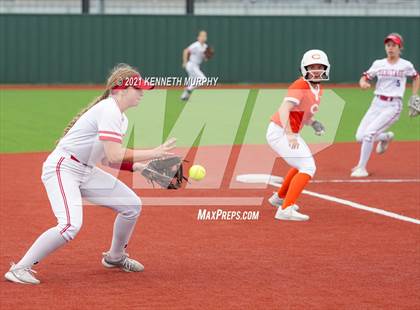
[266,122,316,177]
[356,96,402,143]
[185,61,206,91]
[41,149,142,242]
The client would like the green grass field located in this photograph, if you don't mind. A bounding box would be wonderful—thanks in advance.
[0,88,419,153]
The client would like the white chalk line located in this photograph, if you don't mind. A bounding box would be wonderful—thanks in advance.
[235,174,420,184]
[303,190,420,225]
[266,179,420,225]
[311,178,420,183]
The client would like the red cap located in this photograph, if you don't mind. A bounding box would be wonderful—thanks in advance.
[112,74,154,90]
[384,34,403,48]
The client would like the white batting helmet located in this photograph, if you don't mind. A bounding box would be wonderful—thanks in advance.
[300,49,330,82]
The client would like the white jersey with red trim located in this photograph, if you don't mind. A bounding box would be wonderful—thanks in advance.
[56,97,128,166]
[187,41,207,66]
[364,58,418,98]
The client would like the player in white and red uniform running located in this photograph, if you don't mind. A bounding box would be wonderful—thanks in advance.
[5,64,176,284]
[351,33,419,177]
[266,49,330,221]
[180,30,208,101]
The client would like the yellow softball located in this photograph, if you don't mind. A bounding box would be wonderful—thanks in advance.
[189,165,206,181]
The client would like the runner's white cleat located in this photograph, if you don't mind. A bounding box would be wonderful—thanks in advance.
[376,131,394,154]
[350,167,369,178]
[4,263,40,285]
[102,252,144,272]
[268,192,299,210]
[268,192,283,207]
[275,205,309,221]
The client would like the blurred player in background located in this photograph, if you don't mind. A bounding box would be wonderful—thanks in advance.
[267,50,329,221]
[5,64,176,284]
[351,33,419,177]
[181,30,209,101]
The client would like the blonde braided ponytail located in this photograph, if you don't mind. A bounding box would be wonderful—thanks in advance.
[57,64,140,143]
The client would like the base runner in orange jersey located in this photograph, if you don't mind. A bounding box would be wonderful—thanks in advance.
[266,49,330,221]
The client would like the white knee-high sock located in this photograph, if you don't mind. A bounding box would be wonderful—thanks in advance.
[109,215,138,260]
[15,227,67,268]
[357,140,374,169]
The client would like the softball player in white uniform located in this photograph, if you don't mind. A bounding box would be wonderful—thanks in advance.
[5,64,176,284]
[181,30,208,101]
[351,33,419,177]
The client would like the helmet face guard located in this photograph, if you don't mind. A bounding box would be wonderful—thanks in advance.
[300,49,330,82]
[304,67,329,82]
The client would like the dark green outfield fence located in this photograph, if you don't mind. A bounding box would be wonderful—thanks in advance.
[0,14,419,84]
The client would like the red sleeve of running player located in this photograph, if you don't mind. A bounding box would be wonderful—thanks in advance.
[362,60,379,80]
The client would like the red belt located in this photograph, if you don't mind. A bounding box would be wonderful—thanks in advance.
[70,155,90,167]
[378,95,395,102]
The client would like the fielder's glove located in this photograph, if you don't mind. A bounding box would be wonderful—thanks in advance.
[141,156,187,189]
[408,95,420,117]
[204,46,215,60]
[311,120,325,136]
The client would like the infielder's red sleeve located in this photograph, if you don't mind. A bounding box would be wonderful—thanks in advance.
[108,161,134,172]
